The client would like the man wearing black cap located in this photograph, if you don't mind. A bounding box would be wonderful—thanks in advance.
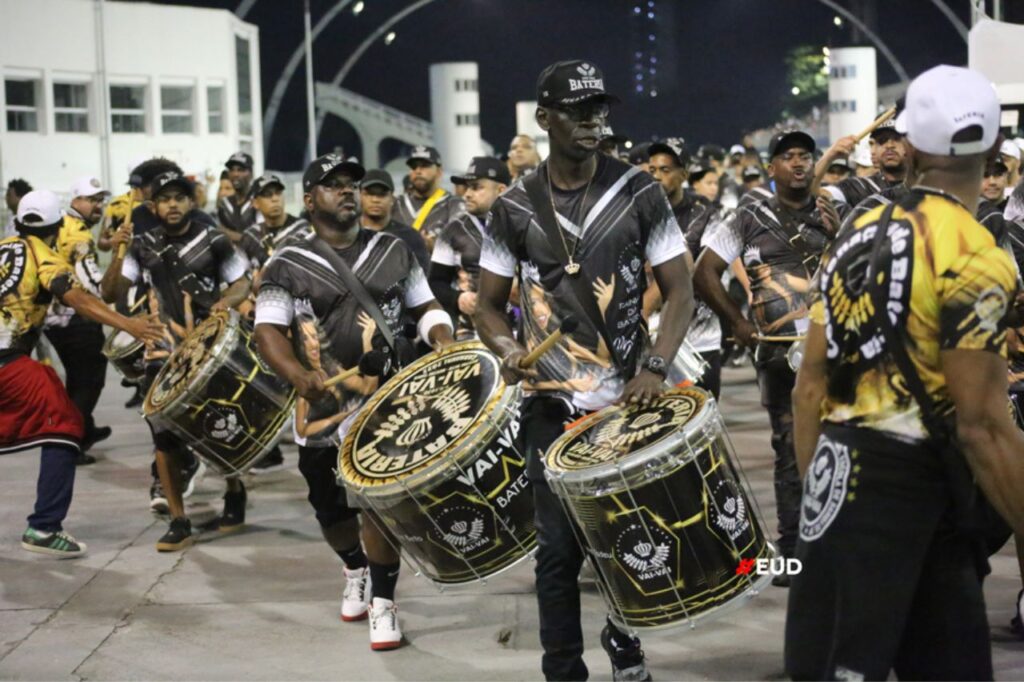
[217,151,257,242]
[475,59,694,682]
[394,145,462,251]
[821,157,852,186]
[694,130,842,580]
[821,120,908,208]
[359,169,430,271]
[429,156,509,338]
[102,171,252,550]
[240,173,313,273]
[254,153,455,651]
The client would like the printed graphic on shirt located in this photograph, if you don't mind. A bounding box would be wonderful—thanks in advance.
[46,213,105,328]
[814,190,1015,440]
[239,215,313,270]
[0,236,76,357]
[431,213,484,336]
[480,156,687,410]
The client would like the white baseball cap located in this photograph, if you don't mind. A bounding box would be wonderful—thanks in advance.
[729,144,746,156]
[70,175,110,200]
[1000,139,1021,161]
[16,190,64,227]
[895,65,1000,157]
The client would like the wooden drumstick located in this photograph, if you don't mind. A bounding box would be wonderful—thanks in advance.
[116,200,137,260]
[323,350,386,388]
[521,316,580,368]
[854,106,897,144]
[725,334,807,343]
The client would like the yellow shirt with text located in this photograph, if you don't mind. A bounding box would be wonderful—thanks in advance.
[0,235,78,356]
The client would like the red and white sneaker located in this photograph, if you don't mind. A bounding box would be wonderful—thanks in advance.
[340,567,370,622]
[369,597,402,651]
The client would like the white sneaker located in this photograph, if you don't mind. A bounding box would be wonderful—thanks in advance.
[340,567,371,622]
[182,459,207,499]
[368,597,402,651]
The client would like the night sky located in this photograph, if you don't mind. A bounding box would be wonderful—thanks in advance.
[147,0,976,171]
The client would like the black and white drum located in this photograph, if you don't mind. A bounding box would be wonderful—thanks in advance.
[102,327,145,382]
[339,341,535,585]
[668,339,710,386]
[143,311,296,476]
[544,386,774,631]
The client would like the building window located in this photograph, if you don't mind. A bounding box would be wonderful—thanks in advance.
[453,79,478,92]
[161,85,194,133]
[5,79,39,132]
[235,36,253,140]
[110,85,146,133]
[54,83,89,132]
[207,85,225,133]
[455,113,479,127]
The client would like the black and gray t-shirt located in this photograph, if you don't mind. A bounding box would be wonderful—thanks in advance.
[217,195,257,236]
[254,229,434,446]
[706,194,835,338]
[239,214,313,271]
[430,212,484,334]
[481,155,688,411]
[681,202,728,353]
[122,220,248,329]
[394,191,464,245]
[824,171,903,208]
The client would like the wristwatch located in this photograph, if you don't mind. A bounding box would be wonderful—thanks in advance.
[644,355,668,377]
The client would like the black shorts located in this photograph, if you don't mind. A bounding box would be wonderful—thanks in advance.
[784,424,992,681]
[297,445,359,528]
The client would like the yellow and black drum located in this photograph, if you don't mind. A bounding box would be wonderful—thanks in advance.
[143,311,295,476]
[544,386,774,630]
[339,341,534,585]
[102,327,145,382]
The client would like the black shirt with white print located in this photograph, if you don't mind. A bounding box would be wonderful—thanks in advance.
[681,202,728,353]
[429,212,484,335]
[394,191,464,244]
[217,195,257,235]
[239,214,313,271]
[481,155,688,411]
[824,171,903,208]
[254,228,434,446]
[706,194,836,339]
[122,220,248,330]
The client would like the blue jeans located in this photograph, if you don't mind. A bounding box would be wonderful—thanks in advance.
[27,444,78,532]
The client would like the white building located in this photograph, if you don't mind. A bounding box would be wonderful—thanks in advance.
[429,62,483,174]
[828,47,878,142]
[0,0,262,204]
[516,100,549,161]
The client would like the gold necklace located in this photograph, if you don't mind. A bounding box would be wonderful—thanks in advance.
[547,163,594,277]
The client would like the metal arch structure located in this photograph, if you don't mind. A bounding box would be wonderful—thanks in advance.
[235,0,259,20]
[260,0,359,151]
[314,0,442,141]
[928,0,969,41]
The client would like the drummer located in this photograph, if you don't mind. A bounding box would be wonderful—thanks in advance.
[239,173,312,275]
[474,60,694,681]
[428,156,510,339]
[101,171,252,551]
[692,130,843,584]
[253,153,455,651]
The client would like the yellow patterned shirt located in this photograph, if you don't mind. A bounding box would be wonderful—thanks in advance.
[0,235,78,359]
[47,212,104,326]
[811,189,1016,441]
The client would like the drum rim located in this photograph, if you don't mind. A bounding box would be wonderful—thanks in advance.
[143,310,238,417]
[542,386,720,492]
[102,325,145,360]
[338,340,521,497]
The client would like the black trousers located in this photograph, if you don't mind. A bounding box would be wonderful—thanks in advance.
[45,315,107,434]
[696,350,722,400]
[754,355,801,557]
[522,397,638,681]
[785,424,992,680]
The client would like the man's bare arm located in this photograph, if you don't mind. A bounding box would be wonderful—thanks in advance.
[793,322,828,478]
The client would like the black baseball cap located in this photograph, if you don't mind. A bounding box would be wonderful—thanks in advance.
[827,157,851,170]
[450,172,469,186]
[461,156,511,185]
[741,165,763,181]
[985,158,1010,177]
[361,169,395,192]
[687,162,716,183]
[407,145,441,167]
[870,119,903,142]
[225,151,254,170]
[150,171,194,198]
[537,59,619,107]
[249,173,285,198]
[627,142,652,166]
[697,144,725,163]
[648,137,689,167]
[303,154,366,192]
[768,130,816,158]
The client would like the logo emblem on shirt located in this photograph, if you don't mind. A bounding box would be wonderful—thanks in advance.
[0,241,28,299]
[799,437,852,542]
[974,286,1008,333]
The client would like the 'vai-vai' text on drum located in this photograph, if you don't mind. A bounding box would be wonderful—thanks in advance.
[144,311,296,476]
[339,341,534,585]
[544,387,774,630]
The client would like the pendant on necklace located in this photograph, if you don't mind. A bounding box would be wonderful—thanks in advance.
[564,260,581,277]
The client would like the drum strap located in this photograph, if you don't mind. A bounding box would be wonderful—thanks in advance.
[523,171,630,378]
[762,197,828,275]
[153,241,218,311]
[866,199,977,528]
[307,237,398,354]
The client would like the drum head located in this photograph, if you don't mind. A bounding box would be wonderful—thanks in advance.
[340,341,511,492]
[103,328,142,360]
[143,312,230,416]
[545,387,711,484]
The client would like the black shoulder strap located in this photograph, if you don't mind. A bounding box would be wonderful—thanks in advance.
[153,237,218,310]
[761,198,826,273]
[307,235,397,353]
[522,170,624,375]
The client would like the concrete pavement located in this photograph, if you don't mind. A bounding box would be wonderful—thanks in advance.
[1,366,1021,681]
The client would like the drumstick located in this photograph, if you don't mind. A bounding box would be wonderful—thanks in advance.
[521,316,580,368]
[116,201,137,260]
[853,106,897,144]
[323,350,386,389]
[726,334,807,343]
